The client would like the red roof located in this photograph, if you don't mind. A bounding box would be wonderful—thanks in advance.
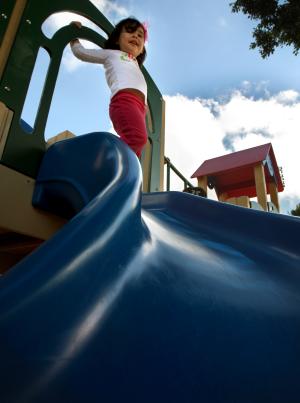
[191,143,284,198]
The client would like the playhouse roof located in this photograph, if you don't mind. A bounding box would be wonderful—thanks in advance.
[191,143,284,198]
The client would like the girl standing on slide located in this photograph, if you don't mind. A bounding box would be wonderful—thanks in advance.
[70,17,148,158]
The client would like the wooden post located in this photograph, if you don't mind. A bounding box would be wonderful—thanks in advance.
[0,0,28,80]
[0,165,66,239]
[237,196,250,208]
[159,99,165,191]
[197,175,207,195]
[254,163,268,211]
[226,196,250,208]
[219,192,228,202]
[143,99,165,192]
[269,181,280,212]
[141,106,153,192]
[142,138,152,192]
[0,102,13,158]
[46,130,75,148]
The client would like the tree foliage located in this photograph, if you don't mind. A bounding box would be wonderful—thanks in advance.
[290,203,300,216]
[230,0,300,58]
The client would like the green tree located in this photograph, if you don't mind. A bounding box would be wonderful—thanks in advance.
[230,0,300,58]
[290,203,300,216]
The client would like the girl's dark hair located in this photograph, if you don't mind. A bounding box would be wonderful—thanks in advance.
[104,17,147,66]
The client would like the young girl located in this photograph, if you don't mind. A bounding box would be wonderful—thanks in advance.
[70,18,148,158]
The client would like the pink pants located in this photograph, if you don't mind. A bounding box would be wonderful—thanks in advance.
[109,91,148,158]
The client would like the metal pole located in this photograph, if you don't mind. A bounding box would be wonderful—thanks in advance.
[164,156,194,190]
[167,163,170,191]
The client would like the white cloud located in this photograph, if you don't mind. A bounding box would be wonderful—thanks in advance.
[240,80,271,98]
[163,89,300,213]
[271,89,300,105]
[90,0,128,19]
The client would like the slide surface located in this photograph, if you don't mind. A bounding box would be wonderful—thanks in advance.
[1,133,300,403]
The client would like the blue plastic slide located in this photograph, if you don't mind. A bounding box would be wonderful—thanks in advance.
[0,132,299,403]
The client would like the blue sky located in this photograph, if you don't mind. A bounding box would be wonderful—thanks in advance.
[22,0,300,214]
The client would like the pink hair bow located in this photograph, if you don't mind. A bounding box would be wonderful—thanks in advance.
[142,21,149,42]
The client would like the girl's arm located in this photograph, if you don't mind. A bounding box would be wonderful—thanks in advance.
[70,41,107,64]
[69,21,107,64]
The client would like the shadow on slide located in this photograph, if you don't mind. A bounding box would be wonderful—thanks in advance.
[0,132,300,403]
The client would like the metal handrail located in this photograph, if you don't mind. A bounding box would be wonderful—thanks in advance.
[164,156,194,191]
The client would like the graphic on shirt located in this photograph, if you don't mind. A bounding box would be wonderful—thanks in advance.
[120,52,135,62]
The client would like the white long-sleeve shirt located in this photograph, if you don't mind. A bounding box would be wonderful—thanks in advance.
[70,42,147,102]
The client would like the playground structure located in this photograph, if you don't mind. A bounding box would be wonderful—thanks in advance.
[0,0,165,271]
[0,1,300,402]
[191,142,284,212]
